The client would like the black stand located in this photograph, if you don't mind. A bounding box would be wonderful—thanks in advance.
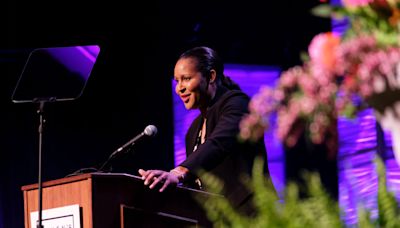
[98,141,137,172]
[36,101,46,228]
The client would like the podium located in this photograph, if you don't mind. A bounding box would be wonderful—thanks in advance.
[21,173,216,228]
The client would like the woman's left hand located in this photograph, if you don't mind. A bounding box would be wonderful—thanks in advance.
[138,169,180,192]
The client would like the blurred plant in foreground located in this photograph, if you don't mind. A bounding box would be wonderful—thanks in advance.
[196,156,400,227]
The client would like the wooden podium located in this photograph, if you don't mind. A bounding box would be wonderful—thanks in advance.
[21,173,217,228]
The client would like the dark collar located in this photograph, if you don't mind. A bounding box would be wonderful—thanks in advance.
[203,85,229,118]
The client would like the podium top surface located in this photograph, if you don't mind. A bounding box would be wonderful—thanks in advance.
[21,172,220,197]
[21,172,135,191]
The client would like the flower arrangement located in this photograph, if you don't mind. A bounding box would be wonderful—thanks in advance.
[239,0,400,157]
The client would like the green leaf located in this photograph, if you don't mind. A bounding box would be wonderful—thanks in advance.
[374,30,399,47]
[300,51,310,63]
[311,4,333,18]
[340,103,357,119]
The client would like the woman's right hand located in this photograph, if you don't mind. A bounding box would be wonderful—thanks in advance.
[138,169,180,192]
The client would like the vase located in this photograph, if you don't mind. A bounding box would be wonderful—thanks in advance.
[367,89,400,166]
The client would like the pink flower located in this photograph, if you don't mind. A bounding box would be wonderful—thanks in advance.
[308,32,341,72]
[319,83,338,104]
[299,96,317,115]
[342,0,373,8]
[298,75,318,96]
[239,113,267,142]
[279,67,300,89]
[310,63,336,86]
[248,86,278,115]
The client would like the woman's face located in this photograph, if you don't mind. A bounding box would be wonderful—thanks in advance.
[174,57,208,110]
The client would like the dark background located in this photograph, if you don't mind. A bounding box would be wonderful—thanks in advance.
[0,0,331,227]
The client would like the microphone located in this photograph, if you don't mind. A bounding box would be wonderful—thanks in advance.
[99,125,157,171]
[114,125,157,154]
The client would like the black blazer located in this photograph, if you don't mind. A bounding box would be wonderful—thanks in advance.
[180,85,270,209]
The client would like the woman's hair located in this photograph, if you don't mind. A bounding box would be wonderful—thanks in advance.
[179,46,241,90]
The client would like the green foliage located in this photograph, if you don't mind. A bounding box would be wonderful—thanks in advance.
[196,156,400,227]
[375,156,400,227]
[311,2,400,47]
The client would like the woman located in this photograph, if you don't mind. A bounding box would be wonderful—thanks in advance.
[138,46,272,213]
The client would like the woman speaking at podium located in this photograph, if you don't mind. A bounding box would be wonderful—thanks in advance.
[138,46,274,214]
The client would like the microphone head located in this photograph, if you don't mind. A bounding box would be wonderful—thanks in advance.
[144,125,157,137]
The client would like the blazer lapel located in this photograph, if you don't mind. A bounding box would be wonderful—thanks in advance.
[186,115,203,156]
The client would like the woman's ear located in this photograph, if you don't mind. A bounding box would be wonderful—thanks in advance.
[209,70,217,84]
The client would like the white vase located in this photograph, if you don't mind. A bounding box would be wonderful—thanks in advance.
[374,100,400,166]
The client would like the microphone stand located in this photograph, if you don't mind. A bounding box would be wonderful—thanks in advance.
[36,101,45,228]
[98,132,145,172]
[67,126,156,177]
